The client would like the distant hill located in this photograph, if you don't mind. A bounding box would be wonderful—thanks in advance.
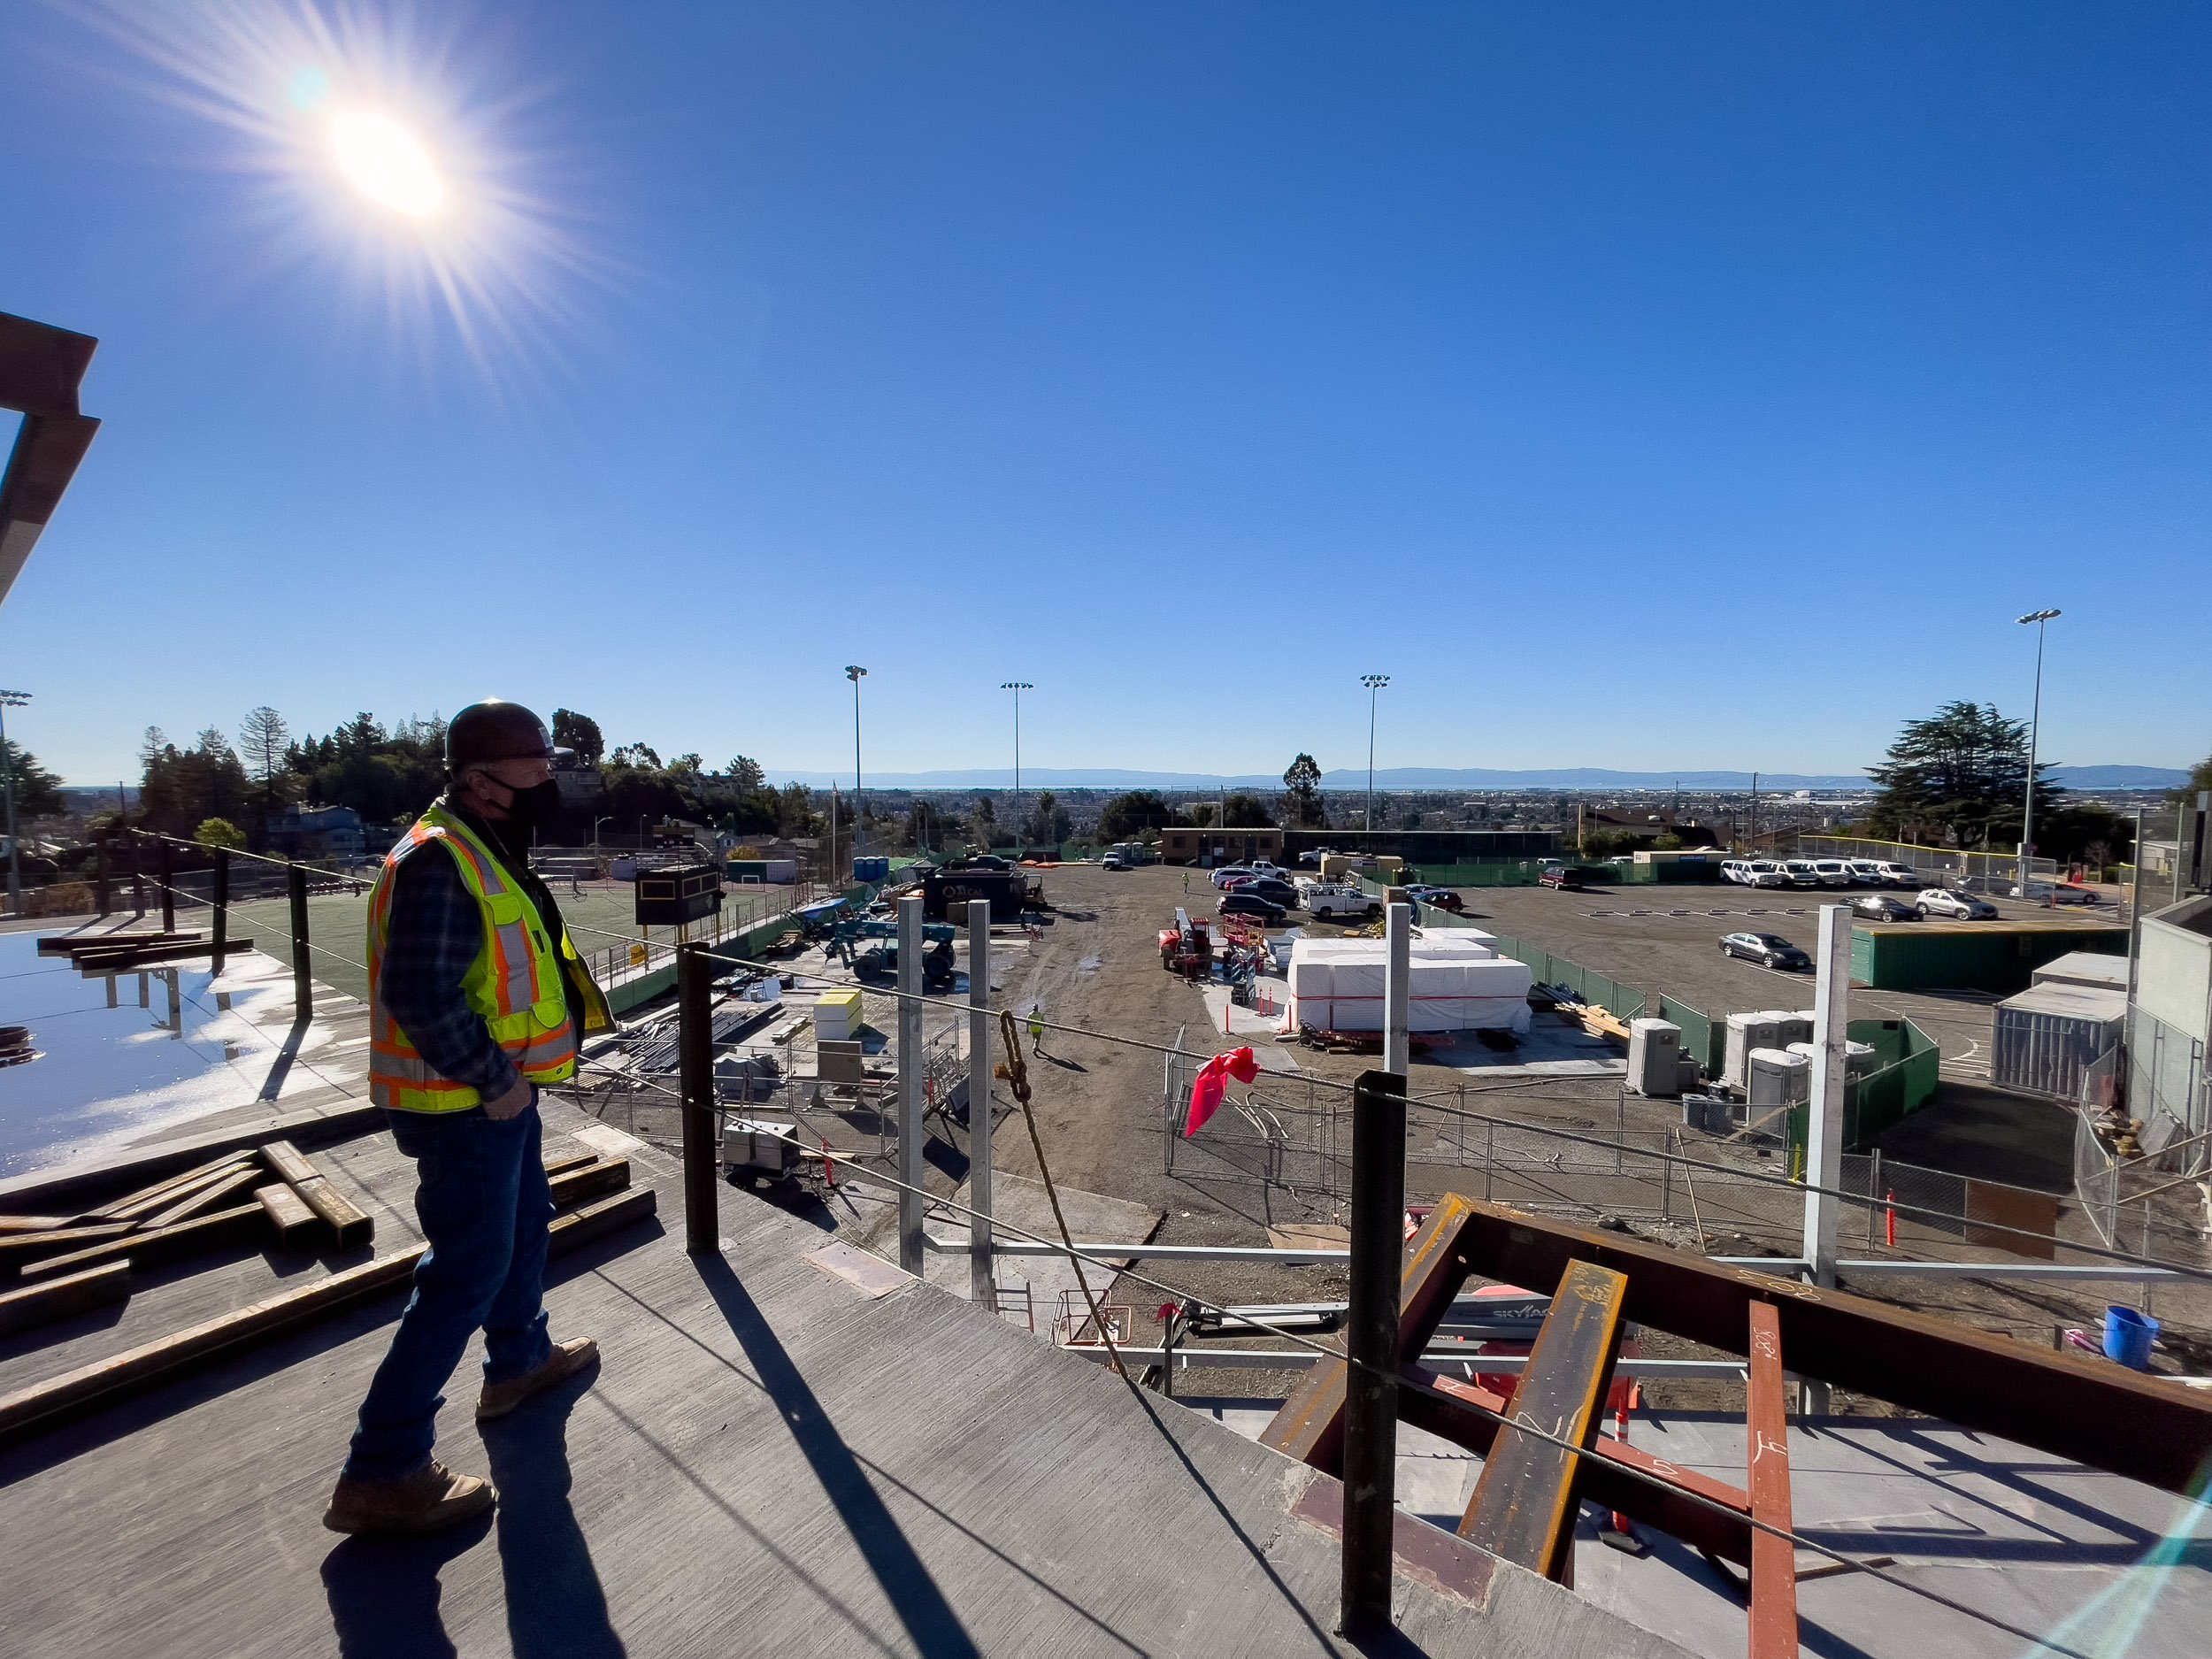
[752,762,2189,792]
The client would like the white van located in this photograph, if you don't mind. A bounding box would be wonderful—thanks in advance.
[1871,861,1921,887]
[1809,858,1855,887]
[1781,859,1823,888]
[1846,860,1888,886]
[1745,860,1790,887]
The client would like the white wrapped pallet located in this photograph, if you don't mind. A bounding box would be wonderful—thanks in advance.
[1284,936,1529,1034]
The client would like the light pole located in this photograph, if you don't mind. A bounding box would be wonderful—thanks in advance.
[2016,610,2060,896]
[0,690,27,909]
[845,665,867,853]
[1001,682,1032,800]
[1360,674,1389,834]
[592,815,611,869]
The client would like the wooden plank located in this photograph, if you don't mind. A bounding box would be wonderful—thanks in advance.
[0,1185,656,1443]
[38,932,196,956]
[1440,1194,2212,1499]
[84,1151,256,1224]
[260,1141,373,1249]
[1262,1191,1482,1471]
[0,1223,136,1275]
[254,1183,319,1248]
[19,1204,265,1281]
[0,1262,131,1338]
[549,1158,630,1208]
[1457,1260,1628,1582]
[142,1166,265,1233]
[74,940,256,971]
[541,1148,601,1178]
[1746,1302,1799,1659]
[0,1217,71,1235]
[0,1103,384,1215]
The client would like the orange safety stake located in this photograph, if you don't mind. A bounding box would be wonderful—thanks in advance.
[1885,1189,1897,1247]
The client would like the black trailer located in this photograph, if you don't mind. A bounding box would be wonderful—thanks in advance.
[922,867,1039,922]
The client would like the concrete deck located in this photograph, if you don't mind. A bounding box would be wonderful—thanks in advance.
[0,1104,1692,1658]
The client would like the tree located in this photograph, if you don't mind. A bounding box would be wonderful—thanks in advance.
[1221,792,1275,829]
[669,753,703,777]
[727,756,766,794]
[1282,754,1325,828]
[238,706,292,827]
[194,817,247,850]
[139,728,252,837]
[284,713,446,832]
[551,709,604,765]
[2177,750,2212,804]
[1024,790,1070,848]
[1866,701,2057,850]
[905,799,941,851]
[1099,790,1174,840]
[609,743,661,770]
[0,738,62,818]
[777,781,818,838]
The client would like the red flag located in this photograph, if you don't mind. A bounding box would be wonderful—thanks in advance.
[1184,1047,1259,1137]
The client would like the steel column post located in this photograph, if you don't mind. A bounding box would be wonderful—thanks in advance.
[1801,903,1850,1298]
[95,836,110,917]
[1383,901,1410,1078]
[897,894,925,1274]
[210,849,229,973]
[157,835,175,933]
[966,899,994,1304]
[286,863,311,1023]
[131,834,144,918]
[679,942,719,1254]
[1340,1066,1407,1638]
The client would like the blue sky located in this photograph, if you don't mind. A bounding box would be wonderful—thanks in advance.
[4,2,2206,787]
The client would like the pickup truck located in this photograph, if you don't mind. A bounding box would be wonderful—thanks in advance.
[1302,882,1380,920]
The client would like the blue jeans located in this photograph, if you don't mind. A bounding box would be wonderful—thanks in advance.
[343,1098,554,1481]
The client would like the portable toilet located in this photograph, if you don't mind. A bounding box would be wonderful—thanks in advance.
[1724,1011,1786,1089]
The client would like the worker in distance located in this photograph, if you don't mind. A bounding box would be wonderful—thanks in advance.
[324,699,613,1534]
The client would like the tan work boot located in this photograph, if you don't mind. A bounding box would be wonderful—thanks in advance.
[476,1336,599,1421]
[323,1459,495,1535]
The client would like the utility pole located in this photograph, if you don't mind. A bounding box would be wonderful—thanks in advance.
[2016,610,2060,897]
[1360,674,1389,834]
[845,664,867,856]
[0,690,28,910]
[1001,682,1032,803]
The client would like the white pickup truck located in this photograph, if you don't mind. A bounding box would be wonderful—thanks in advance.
[1301,882,1380,920]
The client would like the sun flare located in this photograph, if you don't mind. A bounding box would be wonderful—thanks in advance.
[330,110,446,217]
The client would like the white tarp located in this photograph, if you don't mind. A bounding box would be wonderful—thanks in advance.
[1283,934,1531,1034]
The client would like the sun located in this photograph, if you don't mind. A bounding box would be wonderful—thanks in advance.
[329,110,446,218]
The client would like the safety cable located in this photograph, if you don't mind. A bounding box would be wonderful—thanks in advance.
[561,924,2212,1286]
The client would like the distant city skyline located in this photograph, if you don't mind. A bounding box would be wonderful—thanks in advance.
[4,5,2207,785]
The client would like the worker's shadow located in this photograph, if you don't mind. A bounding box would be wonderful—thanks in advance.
[319,1370,625,1659]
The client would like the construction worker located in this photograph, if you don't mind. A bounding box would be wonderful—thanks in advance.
[1028,1004,1046,1056]
[1183,870,1191,896]
[324,700,615,1536]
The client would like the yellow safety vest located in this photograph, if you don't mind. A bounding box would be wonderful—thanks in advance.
[367,803,613,1113]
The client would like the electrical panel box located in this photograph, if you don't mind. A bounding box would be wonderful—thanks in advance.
[1627,1018,1683,1097]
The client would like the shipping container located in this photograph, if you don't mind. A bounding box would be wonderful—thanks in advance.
[1848,921,2126,994]
[2030,951,2131,993]
[1991,982,2126,1100]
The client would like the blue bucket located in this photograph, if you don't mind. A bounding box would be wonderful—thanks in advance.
[2103,1305,2158,1371]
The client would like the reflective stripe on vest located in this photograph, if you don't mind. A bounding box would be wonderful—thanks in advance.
[366,803,580,1113]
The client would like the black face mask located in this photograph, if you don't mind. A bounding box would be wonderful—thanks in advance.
[503,779,564,828]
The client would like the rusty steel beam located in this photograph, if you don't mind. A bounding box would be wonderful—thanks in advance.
[1262,1192,1483,1473]
[1457,1261,1628,1582]
[1746,1302,1799,1659]
[0,311,101,609]
[1452,1198,2212,1499]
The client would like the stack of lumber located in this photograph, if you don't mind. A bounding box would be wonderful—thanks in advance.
[0,1138,638,1346]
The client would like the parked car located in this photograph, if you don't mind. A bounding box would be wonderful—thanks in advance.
[1851,893,1918,922]
[1239,877,1301,908]
[1302,883,1379,920]
[1538,865,1586,890]
[1916,888,1997,920]
[1102,852,1130,871]
[2011,881,2101,905]
[1218,892,1287,925]
[1780,860,1824,888]
[1406,884,1466,913]
[1211,866,1258,889]
[1719,931,1813,971]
